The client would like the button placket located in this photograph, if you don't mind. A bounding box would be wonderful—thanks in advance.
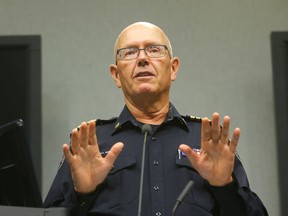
[149,133,164,216]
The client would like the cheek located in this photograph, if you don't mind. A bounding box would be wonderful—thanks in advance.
[117,70,133,89]
[121,60,136,69]
[118,62,135,78]
[159,63,174,80]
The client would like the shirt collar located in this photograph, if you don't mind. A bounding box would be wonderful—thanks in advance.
[112,103,189,135]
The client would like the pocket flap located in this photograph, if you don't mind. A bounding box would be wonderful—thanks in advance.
[176,155,193,168]
[109,155,136,175]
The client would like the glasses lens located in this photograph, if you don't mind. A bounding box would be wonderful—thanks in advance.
[118,48,138,60]
[146,45,166,58]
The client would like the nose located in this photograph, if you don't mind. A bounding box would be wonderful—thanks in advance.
[137,49,149,67]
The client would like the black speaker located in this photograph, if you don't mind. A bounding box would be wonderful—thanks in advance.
[0,35,42,189]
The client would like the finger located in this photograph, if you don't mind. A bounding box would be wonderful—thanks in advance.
[201,117,211,142]
[79,122,89,148]
[63,143,74,166]
[229,128,240,153]
[211,112,220,143]
[71,128,80,155]
[87,120,97,146]
[179,144,199,168]
[221,116,230,144]
[105,142,124,165]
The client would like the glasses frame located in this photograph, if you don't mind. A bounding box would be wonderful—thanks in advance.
[116,45,171,62]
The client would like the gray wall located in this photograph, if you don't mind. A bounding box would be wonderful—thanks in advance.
[1,1,287,215]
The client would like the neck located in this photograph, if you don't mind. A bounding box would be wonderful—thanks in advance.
[125,97,170,125]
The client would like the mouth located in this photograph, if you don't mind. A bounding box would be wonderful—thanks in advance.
[134,71,155,78]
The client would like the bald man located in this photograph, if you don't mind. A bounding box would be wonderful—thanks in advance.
[44,22,268,216]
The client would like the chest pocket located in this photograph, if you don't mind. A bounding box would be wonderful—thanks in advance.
[93,154,138,212]
[176,155,193,168]
[109,155,136,175]
[175,155,217,214]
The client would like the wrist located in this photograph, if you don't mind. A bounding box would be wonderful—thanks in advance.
[208,176,233,187]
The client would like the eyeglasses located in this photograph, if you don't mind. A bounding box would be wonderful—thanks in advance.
[116,45,170,61]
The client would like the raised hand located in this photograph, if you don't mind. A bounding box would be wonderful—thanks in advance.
[63,120,124,193]
[179,112,240,186]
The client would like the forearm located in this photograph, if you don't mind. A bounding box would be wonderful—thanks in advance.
[208,179,246,216]
[208,179,268,216]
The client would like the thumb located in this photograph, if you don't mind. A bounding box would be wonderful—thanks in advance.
[105,142,124,164]
[179,144,199,168]
[63,143,74,167]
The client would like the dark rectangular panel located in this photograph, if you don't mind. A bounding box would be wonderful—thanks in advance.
[270,31,288,216]
[0,36,42,189]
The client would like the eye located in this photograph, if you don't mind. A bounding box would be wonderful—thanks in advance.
[146,46,161,54]
[123,48,138,57]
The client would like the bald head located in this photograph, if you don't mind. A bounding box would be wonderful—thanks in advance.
[113,22,173,61]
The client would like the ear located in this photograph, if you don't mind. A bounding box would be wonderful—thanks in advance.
[170,57,180,81]
[109,64,122,88]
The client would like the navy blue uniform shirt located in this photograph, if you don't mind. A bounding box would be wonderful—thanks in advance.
[44,103,268,216]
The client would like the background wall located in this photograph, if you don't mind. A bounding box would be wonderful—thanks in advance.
[1,1,287,215]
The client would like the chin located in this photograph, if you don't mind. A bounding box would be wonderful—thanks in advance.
[135,88,155,97]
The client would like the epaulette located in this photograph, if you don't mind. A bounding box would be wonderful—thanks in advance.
[182,115,202,122]
[96,117,117,126]
[75,117,117,132]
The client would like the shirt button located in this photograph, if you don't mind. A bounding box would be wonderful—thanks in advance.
[155,212,162,216]
[153,160,159,165]
[153,186,160,191]
[80,201,86,207]
[151,136,157,141]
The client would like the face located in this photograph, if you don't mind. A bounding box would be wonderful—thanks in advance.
[110,23,179,102]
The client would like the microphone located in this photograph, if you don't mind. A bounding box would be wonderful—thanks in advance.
[137,124,152,216]
[172,180,194,216]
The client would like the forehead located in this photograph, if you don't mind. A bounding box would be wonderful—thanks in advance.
[117,24,168,48]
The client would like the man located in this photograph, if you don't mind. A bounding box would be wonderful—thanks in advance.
[44,22,268,216]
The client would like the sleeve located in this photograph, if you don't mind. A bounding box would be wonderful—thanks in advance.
[43,160,97,216]
[207,157,268,216]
